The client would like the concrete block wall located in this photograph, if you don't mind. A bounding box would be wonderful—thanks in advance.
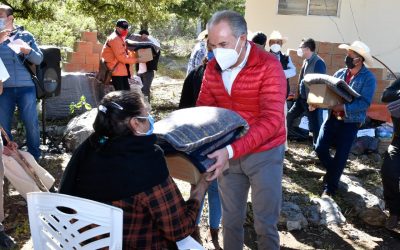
[63,31,103,73]
[287,41,390,104]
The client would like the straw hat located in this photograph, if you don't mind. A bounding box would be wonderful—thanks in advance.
[197,30,208,41]
[339,41,374,67]
[269,30,288,44]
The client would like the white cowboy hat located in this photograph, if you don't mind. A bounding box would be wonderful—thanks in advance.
[339,41,374,67]
[268,30,288,44]
[196,30,208,41]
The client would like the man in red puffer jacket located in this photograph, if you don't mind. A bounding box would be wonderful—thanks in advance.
[196,10,286,250]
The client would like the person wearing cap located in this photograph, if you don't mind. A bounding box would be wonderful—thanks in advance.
[101,18,137,91]
[186,30,208,75]
[135,29,160,102]
[287,38,326,151]
[315,41,376,197]
[250,31,267,49]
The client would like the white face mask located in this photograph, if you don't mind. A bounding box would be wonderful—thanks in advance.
[270,44,281,53]
[297,48,304,57]
[0,18,6,31]
[213,37,243,71]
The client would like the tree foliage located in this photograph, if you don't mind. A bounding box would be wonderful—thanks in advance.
[1,0,59,20]
[67,0,181,33]
[170,0,246,29]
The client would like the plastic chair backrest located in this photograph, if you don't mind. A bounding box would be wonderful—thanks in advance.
[27,192,123,250]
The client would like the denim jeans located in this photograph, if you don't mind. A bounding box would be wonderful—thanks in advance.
[0,87,41,160]
[287,97,323,147]
[195,179,222,229]
[315,116,359,194]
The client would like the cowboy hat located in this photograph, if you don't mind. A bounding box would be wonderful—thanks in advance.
[339,41,374,67]
[269,30,288,44]
[196,30,208,41]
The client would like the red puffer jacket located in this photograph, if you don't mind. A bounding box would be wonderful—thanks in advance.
[196,42,287,159]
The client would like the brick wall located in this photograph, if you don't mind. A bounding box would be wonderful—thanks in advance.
[287,41,390,104]
[63,31,103,73]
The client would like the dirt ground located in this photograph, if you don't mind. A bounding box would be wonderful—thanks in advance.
[4,79,400,249]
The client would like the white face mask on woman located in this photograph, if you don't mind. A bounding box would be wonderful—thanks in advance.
[270,44,281,53]
[213,36,244,71]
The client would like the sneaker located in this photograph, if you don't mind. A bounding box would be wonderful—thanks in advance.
[385,214,399,230]
[0,230,15,249]
[321,189,335,198]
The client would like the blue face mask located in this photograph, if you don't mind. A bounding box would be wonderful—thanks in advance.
[135,113,154,135]
[207,51,214,61]
[0,18,7,31]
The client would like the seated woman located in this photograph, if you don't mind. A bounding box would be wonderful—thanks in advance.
[59,90,210,249]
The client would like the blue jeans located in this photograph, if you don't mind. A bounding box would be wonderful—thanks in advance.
[196,179,222,229]
[315,116,359,194]
[287,97,323,147]
[0,87,41,160]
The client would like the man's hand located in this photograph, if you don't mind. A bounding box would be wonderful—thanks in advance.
[332,104,344,112]
[308,104,317,111]
[0,29,11,41]
[2,142,18,156]
[20,44,32,55]
[206,148,229,181]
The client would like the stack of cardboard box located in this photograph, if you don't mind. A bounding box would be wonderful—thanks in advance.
[63,31,103,73]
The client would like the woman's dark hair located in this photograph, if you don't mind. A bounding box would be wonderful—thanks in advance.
[91,89,147,147]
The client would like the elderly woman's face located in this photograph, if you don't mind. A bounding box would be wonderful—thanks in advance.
[130,105,153,136]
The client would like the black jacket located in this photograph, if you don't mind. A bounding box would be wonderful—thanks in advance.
[59,134,169,202]
[382,78,400,144]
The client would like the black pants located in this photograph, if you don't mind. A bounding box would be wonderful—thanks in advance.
[112,76,130,91]
[287,97,323,147]
[381,137,400,216]
[138,71,155,99]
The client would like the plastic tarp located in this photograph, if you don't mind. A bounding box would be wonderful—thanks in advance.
[45,73,104,120]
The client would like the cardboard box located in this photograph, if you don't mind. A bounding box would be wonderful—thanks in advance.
[165,154,201,184]
[137,48,153,63]
[307,84,343,108]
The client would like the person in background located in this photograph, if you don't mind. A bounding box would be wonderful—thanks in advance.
[315,41,376,197]
[287,38,326,152]
[59,90,210,249]
[197,10,286,250]
[268,30,296,151]
[179,46,222,250]
[101,19,137,91]
[0,4,43,160]
[186,30,207,75]
[135,29,160,102]
[380,78,400,230]
[250,31,267,50]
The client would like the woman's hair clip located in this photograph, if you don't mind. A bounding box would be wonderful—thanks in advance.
[98,105,107,114]
[110,101,124,110]
[99,136,109,145]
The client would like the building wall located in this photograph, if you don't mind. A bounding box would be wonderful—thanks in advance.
[245,0,400,73]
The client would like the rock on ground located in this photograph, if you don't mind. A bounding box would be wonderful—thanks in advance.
[63,109,97,152]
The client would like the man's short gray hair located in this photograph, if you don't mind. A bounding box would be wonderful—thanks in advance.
[207,10,247,38]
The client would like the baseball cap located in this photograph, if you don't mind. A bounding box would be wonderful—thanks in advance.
[116,19,129,29]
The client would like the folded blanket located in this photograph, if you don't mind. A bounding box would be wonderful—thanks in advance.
[304,73,360,102]
[154,107,249,172]
[387,98,400,118]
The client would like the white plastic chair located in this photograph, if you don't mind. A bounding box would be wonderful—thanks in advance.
[27,192,123,250]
